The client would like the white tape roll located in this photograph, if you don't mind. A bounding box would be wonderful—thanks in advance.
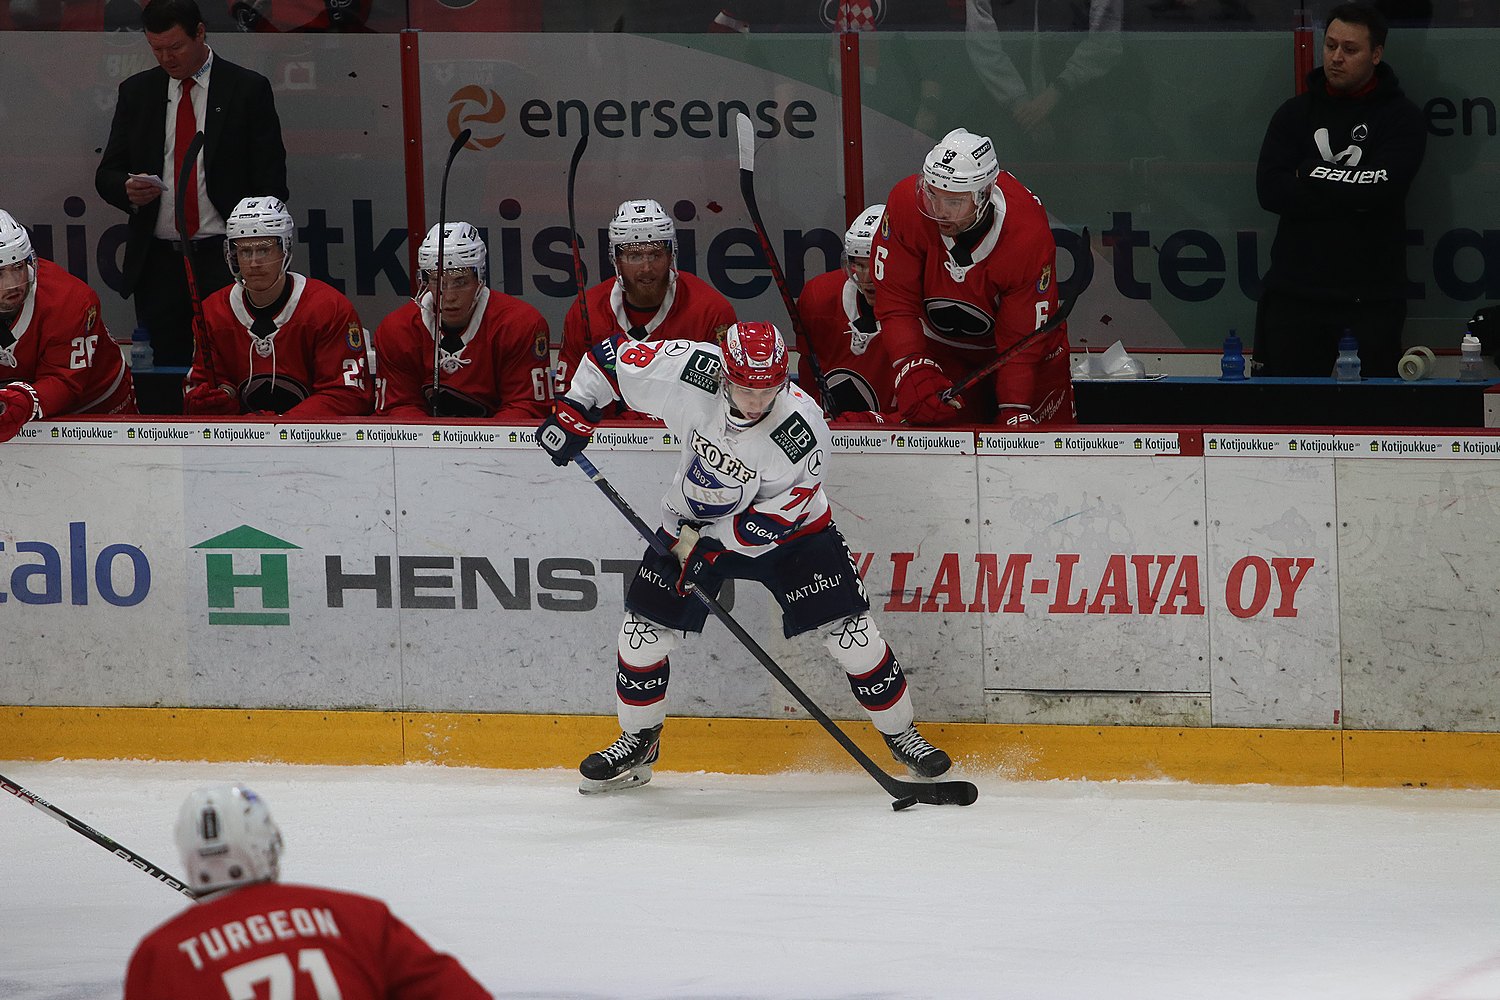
[1398,347,1434,381]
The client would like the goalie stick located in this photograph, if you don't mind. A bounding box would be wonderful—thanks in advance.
[429,127,472,413]
[175,130,213,384]
[1,771,197,898]
[570,453,979,811]
[734,113,839,417]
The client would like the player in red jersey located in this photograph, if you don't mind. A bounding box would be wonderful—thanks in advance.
[872,128,1074,427]
[124,783,491,1000]
[0,209,135,443]
[184,197,374,417]
[555,198,735,417]
[795,203,892,422]
[374,222,551,421]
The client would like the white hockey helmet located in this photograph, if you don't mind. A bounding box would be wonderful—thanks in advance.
[842,203,885,261]
[174,783,284,895]
[608,199,676,268]
[919,129,999,227]
[0,210,36,269]
[0,210,37,308]
[418,221,488,286]
[224,196,294,281]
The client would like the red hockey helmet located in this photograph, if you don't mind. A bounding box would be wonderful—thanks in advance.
[720,321,789,426]
[722,321,788,390]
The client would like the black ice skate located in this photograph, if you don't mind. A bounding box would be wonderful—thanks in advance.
[578,724,662,794]
[882,724,952,779]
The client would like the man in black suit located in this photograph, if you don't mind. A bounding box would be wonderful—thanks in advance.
[95,0,288,371]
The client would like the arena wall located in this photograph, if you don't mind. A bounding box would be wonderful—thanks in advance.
[2,422,1497,786]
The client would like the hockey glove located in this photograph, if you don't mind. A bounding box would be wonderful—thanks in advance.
[184,382,242,416]
[671,524,726,596]
[830,409,886,425]
[0,382,41,443]
[892,354,962,426]
[537,397,599,467]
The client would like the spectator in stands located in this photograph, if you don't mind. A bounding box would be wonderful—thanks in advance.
[374,222,552,422]
[0,209,136,443]
[183,197,373,417]
[1253,2,1426,378]
[795,204,893,422]
[556,198,735,420]
[125,783,491,999]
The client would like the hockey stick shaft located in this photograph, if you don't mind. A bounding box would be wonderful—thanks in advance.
[571,454,976,808]
[566,128,592,346]
[940,273,1081,404]
[176,130,212,383]
[430,127,472,411]
[734,113,837,417]
[1,771,197,898]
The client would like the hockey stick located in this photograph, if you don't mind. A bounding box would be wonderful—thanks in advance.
[1,771,197,899]
[429,127,472,414]
[175,130,213,384]
[566,127,592,344]
[734,113,838,417]
[939,268,1082,405]
[570,453,978,811]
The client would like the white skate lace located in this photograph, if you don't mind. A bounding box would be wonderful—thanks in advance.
[598,731,642,764]
[888,726,937,760]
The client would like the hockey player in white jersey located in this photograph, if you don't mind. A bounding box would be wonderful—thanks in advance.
[538,320,952,793]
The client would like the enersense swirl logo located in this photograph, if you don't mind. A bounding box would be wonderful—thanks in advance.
[448,86,506,149]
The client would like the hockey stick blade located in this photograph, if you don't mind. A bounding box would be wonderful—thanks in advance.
[571,453,977,809]
[1,772,197,898]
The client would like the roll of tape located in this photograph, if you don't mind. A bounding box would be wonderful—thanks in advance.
[1398,348,1432,381]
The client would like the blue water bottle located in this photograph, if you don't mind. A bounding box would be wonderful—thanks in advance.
[130,326,154,371]
[1220,329,1246,382]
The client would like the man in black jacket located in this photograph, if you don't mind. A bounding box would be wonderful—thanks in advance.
[1253,2,1426,378]
[95,0,288,370]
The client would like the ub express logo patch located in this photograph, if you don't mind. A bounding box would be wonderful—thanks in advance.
[679,349,721,394]
[771,413,815,463]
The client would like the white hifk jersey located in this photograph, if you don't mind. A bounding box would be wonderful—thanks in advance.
[568,335,834,559]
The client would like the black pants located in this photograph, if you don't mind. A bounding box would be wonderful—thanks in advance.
[133,237,233,368]
[1253,288,1406,379]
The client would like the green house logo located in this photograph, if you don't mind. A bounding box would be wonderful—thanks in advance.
[191,525,301,626]
[357,430,366,441]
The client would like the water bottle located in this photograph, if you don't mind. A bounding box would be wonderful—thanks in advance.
[130,326,153,371]
[1219,329,1246,382]
[1333,331,1361,383]
[1458,331,1485,382]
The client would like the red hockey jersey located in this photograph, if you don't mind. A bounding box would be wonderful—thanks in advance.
[795,268,895,416]
[124,881,490,1000]
[375,288,551,422]
[555,270,735,394]
[873,171,1073,426]
[187,273,374,417]
[0,258,135,416]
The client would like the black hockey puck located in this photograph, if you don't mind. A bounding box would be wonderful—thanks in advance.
[891,795,919,812]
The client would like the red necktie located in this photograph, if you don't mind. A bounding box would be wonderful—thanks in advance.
[175,77,199,240]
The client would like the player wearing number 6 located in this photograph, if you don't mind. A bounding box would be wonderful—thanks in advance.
[539,321,953,793]
[124,783,491,999]
[872,128,1075,428]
